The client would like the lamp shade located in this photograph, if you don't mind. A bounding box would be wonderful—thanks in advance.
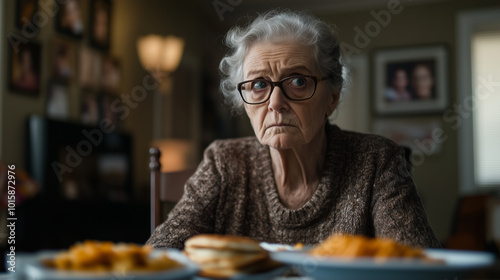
[137,35,185,73]
[151,139,194,172]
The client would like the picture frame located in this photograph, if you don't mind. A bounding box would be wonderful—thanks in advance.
[50,37,76,82]
[89,0,112,50]
[98,92,121,129]
[79,46,102,88]
[81,90,99,126]
[8,40,41,96]
[16,0,38,29]
[373,45,448,115]
[55,0,84,38]
[372,118,443,157]
[46,81,69,120]
[101,55,121,93]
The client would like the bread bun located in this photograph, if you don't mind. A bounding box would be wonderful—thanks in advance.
[185,234,263,252]
[185,248,268,268]
[184,234,282,278]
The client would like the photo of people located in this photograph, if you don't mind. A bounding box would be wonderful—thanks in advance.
[8,41,41,95]
[385,67,411,102]
[51,38,76,82]
[16,0,38,29]
[385,60,436,102]
[374,45,447,114]
[411,62,435,100]
[56,0,84,38]
[90,0,112,49]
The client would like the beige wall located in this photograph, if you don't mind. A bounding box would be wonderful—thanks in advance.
[1,0,47,167]
[110,0,203,196]
[316,0,500,241]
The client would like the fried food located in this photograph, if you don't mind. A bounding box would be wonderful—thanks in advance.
[309,235,426,260]
[44,240,182,273]
[184,234,282,278]
[293,242,304,250]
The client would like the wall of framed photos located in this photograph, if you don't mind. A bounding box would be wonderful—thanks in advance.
[5,0,116,120]
[0,0,204,197]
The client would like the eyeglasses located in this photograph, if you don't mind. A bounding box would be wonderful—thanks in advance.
[237,75,331,105]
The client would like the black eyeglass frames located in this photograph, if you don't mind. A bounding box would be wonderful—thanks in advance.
[237,75,332,105]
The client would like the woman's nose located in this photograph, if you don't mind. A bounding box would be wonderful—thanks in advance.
[268,86,289,112]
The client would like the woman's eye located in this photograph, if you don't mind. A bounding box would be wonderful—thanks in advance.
[253,81,268,90]
[290,77,306,87]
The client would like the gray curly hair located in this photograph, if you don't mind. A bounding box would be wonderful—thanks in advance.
[219,10,344,113]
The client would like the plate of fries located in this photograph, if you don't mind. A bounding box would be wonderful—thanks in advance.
[270,235,495,280]
[24,241,198,280]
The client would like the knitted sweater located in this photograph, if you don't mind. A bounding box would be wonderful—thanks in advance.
[147,124,441,249]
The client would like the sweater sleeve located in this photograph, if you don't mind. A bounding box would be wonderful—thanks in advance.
[146,143,221,249]
[371,146,441,248]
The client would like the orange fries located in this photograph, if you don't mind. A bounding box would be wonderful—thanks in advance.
[44,241,182,273]
[293,242,304,250]
[310,235,425,259]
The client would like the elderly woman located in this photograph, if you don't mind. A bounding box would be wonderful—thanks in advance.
[147,10,440,249]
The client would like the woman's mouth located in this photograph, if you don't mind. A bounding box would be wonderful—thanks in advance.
[269,123,293,128]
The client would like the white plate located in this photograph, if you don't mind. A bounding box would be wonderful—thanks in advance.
[271,249,496,280]
[23,249,198,280]
[259,242,297,252]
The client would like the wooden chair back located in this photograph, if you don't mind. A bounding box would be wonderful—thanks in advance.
[149,147,195,234]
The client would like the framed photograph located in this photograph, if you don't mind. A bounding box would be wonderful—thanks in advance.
[89,0,112,50]
[79,46,102,88]
[98,93,121,129]
[81,90,99,125]
[373,45,448,115]
[101,55,120,92]
[373,118,443,157]
[55,0,84,38]
[50,38,76,82]
[8,40,41,95]
[46,82,69,120]
[16,0,38,29]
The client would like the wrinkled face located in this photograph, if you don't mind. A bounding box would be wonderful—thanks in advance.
[242,41,338,150]
[412,65,434,98]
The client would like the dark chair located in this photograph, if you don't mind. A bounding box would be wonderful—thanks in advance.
[446,194,500,255]
[149,147,195,234]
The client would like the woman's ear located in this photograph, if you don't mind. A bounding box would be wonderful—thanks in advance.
[326,92,340,116]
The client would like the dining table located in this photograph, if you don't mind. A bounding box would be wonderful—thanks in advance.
[1,248,498,280]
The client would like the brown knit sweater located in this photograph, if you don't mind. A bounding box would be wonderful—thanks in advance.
[147,124,441,249]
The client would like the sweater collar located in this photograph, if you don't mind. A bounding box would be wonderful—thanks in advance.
[262,123,342,228]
